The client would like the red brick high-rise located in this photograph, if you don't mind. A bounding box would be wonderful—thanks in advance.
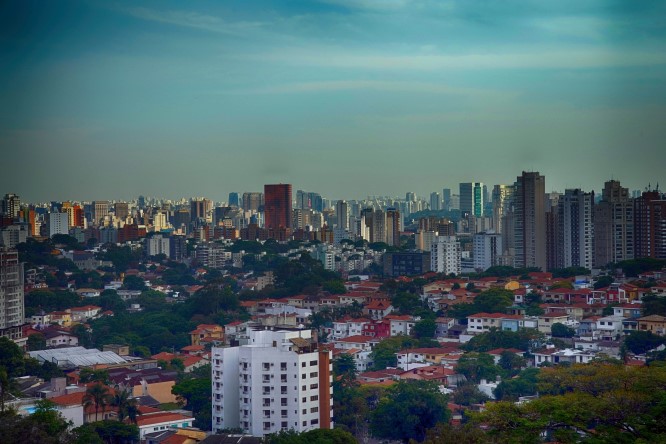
[635,190,666,260]
[264,184,292,231]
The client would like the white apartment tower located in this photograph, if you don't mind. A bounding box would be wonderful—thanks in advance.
[145,235,170,258]
[473,232,503,271]
[48,212,69,237]
[430,236,461,275]
[557,189,594,270]
[211,328,332,437]
[0,248,24,329]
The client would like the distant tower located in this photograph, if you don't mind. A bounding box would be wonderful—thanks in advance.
[228,192,240,208]
[594,180,634,267]
[335,200,349,230]
[514,172,546,270]
[459,183,484,217]
[430,192,441,211]
[557,189,595,270]
[634,189,666,260]
[2,194,20,219]
[264,184,293,230]
[0,248,24,329]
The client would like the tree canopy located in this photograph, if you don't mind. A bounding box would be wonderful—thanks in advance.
[370,380,450,443]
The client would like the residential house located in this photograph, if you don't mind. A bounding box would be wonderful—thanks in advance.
[136,411,195,441]
[595,316,625,340]
[537,313,572,334]
[363,299,394,320]
[189,324,224,347]
[637,315,666,335]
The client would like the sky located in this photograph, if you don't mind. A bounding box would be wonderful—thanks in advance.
[1,0,665,203]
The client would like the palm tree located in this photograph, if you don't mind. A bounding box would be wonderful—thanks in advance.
[111,386,141,424]
[83,382,112,422]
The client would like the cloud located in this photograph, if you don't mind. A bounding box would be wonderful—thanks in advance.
[221,80,512,99]
[120,6,263,35]
[251,47,666,71]
[319,0,413,11]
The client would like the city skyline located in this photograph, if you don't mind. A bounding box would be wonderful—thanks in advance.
[2,1,666,201]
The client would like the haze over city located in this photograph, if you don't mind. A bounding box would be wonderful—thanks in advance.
[2,0,666,202]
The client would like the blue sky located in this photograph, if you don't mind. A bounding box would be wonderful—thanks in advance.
[1,0,665,202]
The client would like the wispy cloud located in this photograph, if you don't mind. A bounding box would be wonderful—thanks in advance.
[121,6,263,35]
[222,80,512,99]
[319,0,413,11]
[251,47,666,71]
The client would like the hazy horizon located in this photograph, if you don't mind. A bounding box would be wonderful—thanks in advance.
[2,0,665,202]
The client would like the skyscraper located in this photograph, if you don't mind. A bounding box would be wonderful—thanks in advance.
[114,202,129,220]
[335,200,349,230]
[0,248,24,329]
[386,208,401,247]
[492,184,514,235]
[191,198,213,223]
[594,180,634,267]
[430,192,441,211]
[557,189,594,270]
[2,194,20,219]
[242,192,264,212]
[459,182,484,217]
[634,189,666,260]
[264,184,292,230]
[93,200,109,226]
[228,192,240,208]
[514,172,546,270]
[442,188,452,211]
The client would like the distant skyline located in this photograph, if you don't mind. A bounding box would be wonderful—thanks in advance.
[2,0,665,202]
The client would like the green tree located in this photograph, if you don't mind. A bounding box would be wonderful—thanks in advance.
[451,382,490,406]
[27,333,47,351]
[79,368,110,384]
[370,380,450,443]
[551,322,575,338]
[623,330,666,355]
[370,335,419,370]
[0,337,25,377]
[121,275,146,291]
[642,293,666,316]
[498,350,527,376]
[593,275,614,289]
[475,363,666,443]
[265,428,357,444]
[323,280,346,294]
[83,383,112,422]
[171,375,212,430]
[413,318,436,339]
[449,288,513,320]
[454,352,500,383]
[333,354,357,385]
[462,328,544,353]
[75,420,139,444]
[493,367,540,401]
[111,388,140,424]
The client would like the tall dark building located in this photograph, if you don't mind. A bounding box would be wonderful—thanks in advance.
[264,184,292,230]
[594,180,634,267]
[228,192,240,208]
[114,202,129,219]
[514,171,546,270]
[635,189,666,260]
